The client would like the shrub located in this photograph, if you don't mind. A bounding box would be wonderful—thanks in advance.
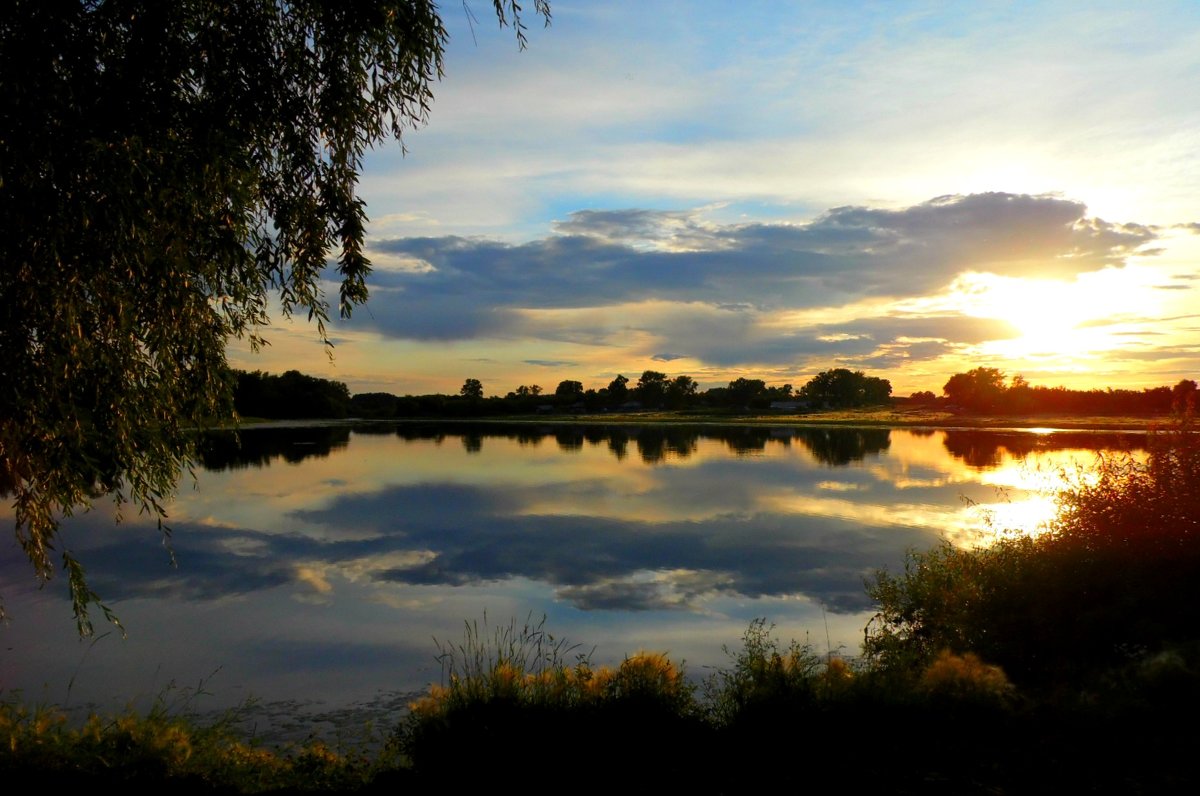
[864,416,1200,687]
[919,650,1013,704]
[704,618,826,726]
[396,615,705,788]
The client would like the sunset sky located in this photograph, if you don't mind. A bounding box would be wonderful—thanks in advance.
[227,1,1200,398]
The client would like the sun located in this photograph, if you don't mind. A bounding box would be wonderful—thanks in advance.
[951,269,1160,361]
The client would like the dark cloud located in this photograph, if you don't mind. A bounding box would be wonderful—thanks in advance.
[524,359,576,367]
[657,312,1017,367]
[556,580,683,612]
[346,193,1159,352]
[651,352,687,361]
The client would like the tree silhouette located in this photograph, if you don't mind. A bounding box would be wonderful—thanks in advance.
[943,368,1008,411]
[635,370,669,408]
[461,379,485,400]
[555,380,585,402]
[798,369,891,408]
[0,0,550,633]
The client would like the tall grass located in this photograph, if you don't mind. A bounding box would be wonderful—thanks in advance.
[394,613,704,787]
[0,685,387,792]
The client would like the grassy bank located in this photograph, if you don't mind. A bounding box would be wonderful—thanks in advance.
[382,405,1171,431]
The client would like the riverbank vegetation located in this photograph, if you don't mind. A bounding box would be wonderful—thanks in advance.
[233,366,1192,428]
[6,419,1199,791]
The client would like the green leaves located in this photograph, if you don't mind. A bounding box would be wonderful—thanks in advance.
[0,1,549,632]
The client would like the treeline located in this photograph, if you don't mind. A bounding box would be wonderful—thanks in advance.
[932,367,1197,415]
[351,368,891,419]
[233,370,352,419]
[233,365,1198,421]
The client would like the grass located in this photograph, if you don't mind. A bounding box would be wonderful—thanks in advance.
[0,685,392,793]
[388,404,1168,431]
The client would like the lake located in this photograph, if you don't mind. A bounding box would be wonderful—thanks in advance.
[0,421,1145,741]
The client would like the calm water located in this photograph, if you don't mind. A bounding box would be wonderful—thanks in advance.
[0,422,1144,738]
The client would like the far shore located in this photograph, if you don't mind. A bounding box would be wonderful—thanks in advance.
[234,407,1179,433]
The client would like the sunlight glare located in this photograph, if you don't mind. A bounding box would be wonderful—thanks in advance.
[952,269,1161,361]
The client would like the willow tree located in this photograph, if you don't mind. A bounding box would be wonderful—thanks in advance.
[0,0,549,633]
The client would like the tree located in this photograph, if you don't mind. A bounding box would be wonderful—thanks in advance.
[797,369,890,408]
[665,375,697,408]
[1172,379,1197,412]
[0,0,550,634]
[513,384,543,398]
[607,374,630,404]
[726,377,767,409]
[634,370,668,407]
[943,368,1008,411]
[460,379,485,400]
[555,380,584,402]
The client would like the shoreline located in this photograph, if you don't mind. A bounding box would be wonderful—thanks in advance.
[237,409,1176,434]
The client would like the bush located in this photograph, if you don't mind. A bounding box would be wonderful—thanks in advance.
[703,618,827,726]
[395,614,706,788]
[865,416,1200,686]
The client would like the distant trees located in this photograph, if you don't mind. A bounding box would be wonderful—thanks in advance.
[726,377,768,409]
[942,368,1008,411]
[939,368,1189,415]
[555,380,585,402]
[460,379,484,400]
[1173,379,1197,412]
[635,371,669,407]
[244,367,1193,421]
[798,369,892,408]
[666,375,699,408]
[235,371,350,419]
[608,375,630,404]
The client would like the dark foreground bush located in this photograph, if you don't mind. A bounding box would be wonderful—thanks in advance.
[865,416,1200,687]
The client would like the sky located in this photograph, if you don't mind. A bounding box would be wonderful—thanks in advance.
[227,0,1200,398]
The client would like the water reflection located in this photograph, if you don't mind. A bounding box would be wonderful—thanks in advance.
[0,422,1146,727]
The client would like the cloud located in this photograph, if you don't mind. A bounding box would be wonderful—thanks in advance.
[341,194,1157,370]
[524,359,576,367]
[651,352,687,362]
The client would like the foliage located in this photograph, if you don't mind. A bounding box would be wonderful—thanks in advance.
[918,650,1013,705]
[0,689,383,792]
[665,374,698,408]
[634,370,669,407]
[459,378,484,400]
[865,417,1200,685]
[12,614,1200,792]
[396,614,703,786]
[234,370,351,419]
[554,379,584,401]
[942,367,1009,410]
[941,368,1186,415]
[606,373,630,403]
[0,0,550,633]
[798,368,892,408]
[703,618,828,726]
